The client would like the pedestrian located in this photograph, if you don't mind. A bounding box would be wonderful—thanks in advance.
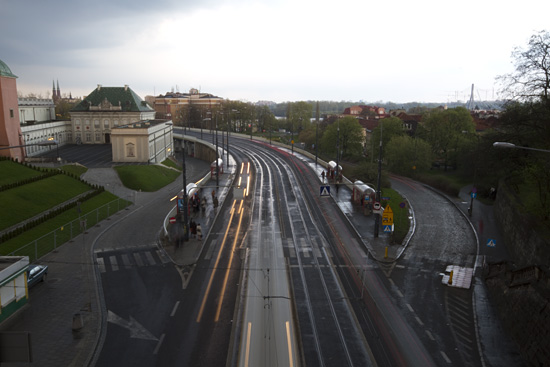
[190,220,196,237]
[211,189,215,201]
[196,223,202,241]
[213,196,219,209]
[201,197,206,212]
[321,170,325,182]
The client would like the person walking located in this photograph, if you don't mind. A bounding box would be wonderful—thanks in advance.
[196,223,202,241]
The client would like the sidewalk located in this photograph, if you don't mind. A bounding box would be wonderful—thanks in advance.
[160,154,238,266]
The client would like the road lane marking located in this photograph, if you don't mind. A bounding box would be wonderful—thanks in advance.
[215,200,244,321]
[440,351,452,363]
[286,321,294,367]
[426,330,435,341]
[244,322,252,367]
[97,257,106,273]
[153,333,165,355]
[109,256,118,271]
[170,301,180,317]
[196,200,237,322]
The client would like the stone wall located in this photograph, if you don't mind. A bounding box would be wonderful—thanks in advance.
[487,180,550,366]
[494,179,550,267]
[484,263,550,366]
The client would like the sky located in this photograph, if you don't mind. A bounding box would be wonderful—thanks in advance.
[1,0,549,104]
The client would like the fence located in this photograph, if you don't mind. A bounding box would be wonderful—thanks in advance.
[6,198,132,262]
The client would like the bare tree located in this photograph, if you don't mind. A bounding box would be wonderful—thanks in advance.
[497,30,550,102]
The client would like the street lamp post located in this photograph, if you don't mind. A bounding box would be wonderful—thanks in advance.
[493,142,550,153]
[374,122,383,238]
[215,113,219,189]
[181,141,189,242]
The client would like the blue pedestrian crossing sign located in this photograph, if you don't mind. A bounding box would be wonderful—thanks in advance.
[383,224,394,233]
[486,239,496,247]
[320,185,331,197]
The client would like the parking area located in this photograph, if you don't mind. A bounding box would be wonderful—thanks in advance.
[38,144,145,168]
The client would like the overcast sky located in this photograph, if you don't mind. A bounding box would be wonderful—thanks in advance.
[1,0,548,104]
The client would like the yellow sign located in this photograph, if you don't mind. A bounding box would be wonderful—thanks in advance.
[382,204,394,225]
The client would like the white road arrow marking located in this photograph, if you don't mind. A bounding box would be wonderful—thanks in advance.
[107,310,158,341]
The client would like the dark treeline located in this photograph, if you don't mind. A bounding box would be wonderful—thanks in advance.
[267,100,503,117]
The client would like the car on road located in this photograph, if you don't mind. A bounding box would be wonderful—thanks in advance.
[27,264,48,287]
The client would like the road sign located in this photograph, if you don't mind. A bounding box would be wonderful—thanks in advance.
[382,204,394,225]
[320,185,331,197]
[486,239,496,247]
[471,192,477,198]
[169,217,176,224]
[383,224,394,233]
[381,196,391,201]
[373,202,381,210]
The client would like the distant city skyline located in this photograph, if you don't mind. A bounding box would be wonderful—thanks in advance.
[1,0,548,104]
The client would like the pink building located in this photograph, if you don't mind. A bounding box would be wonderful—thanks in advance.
[0,59,25,161]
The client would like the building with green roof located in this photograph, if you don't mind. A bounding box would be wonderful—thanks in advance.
[70,84,155,144]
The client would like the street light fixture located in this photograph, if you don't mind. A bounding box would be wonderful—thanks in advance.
[493,142,550,153]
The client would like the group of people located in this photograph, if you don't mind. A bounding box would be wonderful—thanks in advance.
[190,193,206,213]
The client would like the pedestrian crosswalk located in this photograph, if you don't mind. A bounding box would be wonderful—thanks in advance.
[95,246,171,273]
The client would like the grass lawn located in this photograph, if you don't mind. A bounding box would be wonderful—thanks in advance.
[0,161,43,186]
[114,164,181,192]
[381,187,410,244]
[59,164,88,177]
[161,159,182,171]
[415,170,470,197]
[0,191,128,260]
[0,175,91,230]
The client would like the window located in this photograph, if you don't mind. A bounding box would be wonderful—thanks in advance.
[95,133,101,141]
[94,119,99,128]
[75,119,81,125]
[104,119,109,128]
[113,119,119,126]
[10,109,14,118]
[126,143,135,157]
[85,119,90,125]
[86,133,91,142]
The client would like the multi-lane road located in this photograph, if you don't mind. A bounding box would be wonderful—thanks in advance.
[89,131,494,366]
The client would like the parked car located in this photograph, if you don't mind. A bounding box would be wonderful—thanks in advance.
[27,264,48,287]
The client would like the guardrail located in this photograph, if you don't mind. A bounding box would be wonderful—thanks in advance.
[5,198,132,262]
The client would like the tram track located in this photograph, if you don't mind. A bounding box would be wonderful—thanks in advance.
[238,140,374,366]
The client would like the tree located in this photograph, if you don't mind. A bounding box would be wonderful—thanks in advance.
[369,117,406,159]
[287,102,313,133]
[497,30,550,103]
[420,107,475,170]
[385,135,432,176]
[256,105,276,133]
[320,116,364,159]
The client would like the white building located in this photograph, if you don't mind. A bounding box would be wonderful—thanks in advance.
[111,120,173,163]
[18,98,56,125]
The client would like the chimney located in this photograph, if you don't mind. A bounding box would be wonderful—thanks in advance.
[97,84,102,91]
[124,85,128,91]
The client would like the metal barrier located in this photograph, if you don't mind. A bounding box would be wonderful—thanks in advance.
[6,198,132,262]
